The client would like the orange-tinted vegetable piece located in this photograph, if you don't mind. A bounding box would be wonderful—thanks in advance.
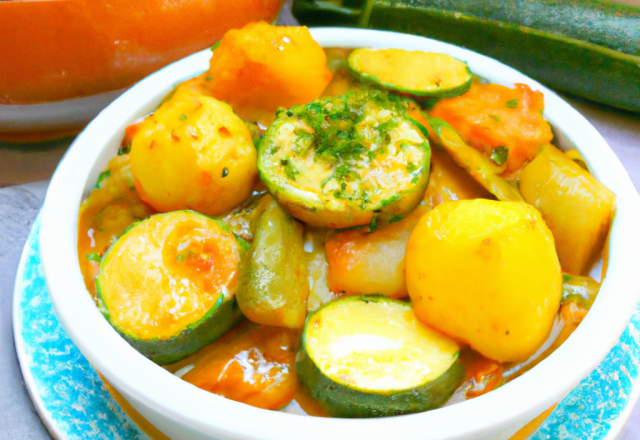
[177,322,300,410]
[519,144,615,275]
[325,148,492,299]
[424,148,494,208]
[430,83,553,175]
[459,349,504,399]
[207,22,332,124]
[0,0,284,105]
[325,208,425,299]
[77,155,154,300]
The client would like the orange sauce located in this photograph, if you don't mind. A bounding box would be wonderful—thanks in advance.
[166,321,301,411]
[77,154,154,299]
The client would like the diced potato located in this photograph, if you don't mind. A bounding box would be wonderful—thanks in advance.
[130,83,257,216]
[207,21,332,124]
[406,199,562,362]
[519,144,615,275]
[325,208,425,299]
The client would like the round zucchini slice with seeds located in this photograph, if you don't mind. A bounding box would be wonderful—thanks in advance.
[348,48,472,99]
[97,210,244,365]
[296,295,464,418]
[258,90,431,229]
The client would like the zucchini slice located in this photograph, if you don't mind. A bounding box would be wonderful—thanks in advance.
[296,295,464,418]
[258,90,431,229]
[97,210,244,364]
[348,48,472,98]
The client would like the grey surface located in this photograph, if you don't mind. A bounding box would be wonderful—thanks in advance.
[0,184,51,440]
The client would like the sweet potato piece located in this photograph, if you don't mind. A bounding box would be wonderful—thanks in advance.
[430,83,553,175]
[207,22,332,124]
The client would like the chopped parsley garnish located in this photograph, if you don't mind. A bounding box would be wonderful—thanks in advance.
[491,146,509,166]
[95,170,111,189]
[281,158,299,181]
[268,90,429,211]
[86,252,101,263]
[334,163,360,182]
[179,114,187,121]
[222,167,229,178]
[389,215,404,223]
[489,114,501,122]
[505,99,519,108]
[210,41,221,51]
[369,214,379,232]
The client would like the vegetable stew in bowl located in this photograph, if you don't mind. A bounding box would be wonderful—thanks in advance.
[76,22,616,419]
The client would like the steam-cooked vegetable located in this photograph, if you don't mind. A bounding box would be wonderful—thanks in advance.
[427,116,522,202]
[258,89,431,228]
[348,48,472,98]
[217,191,272,243]
[97,211,244,364]
[237,199,309,328]
[519,143,615,275]
[430,82,553,175]
[424,148,494,207]
[406,199,562,363]
[296,295,464,417]
[77,154,155,299]
[130,83,258,217]
[325,208,424,298]
[175,322,300,411]
[207,21,332,124]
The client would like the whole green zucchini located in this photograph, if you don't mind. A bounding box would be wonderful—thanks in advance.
[293,0,640,112]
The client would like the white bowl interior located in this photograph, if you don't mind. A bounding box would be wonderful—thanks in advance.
[41,28,640,440]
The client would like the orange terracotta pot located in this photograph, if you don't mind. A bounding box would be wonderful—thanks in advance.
[0,0,284,142]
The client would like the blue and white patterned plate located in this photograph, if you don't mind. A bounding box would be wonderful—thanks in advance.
[13,215,640,440]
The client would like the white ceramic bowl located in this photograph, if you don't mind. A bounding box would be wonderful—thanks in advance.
[41,28,640,440]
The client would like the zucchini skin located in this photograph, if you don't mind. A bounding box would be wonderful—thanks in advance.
[397,0,640,56]
[347,49,472,98]
[293,0,640,112]
[119,297,244,365]
[96,211,246,365]
[296,347,465,418]
[370,2,640,112]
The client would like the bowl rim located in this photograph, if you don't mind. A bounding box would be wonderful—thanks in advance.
[41,27,640,439]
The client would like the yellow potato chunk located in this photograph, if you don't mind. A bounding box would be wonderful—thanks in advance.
[207,22,332,124]
[405,199,562,362]
[519,144,615,275]
[130,83,257,216]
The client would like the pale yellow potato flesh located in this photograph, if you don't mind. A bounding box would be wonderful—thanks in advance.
[406,199,562,363]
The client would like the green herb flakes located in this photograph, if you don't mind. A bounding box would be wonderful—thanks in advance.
[491,146,509,166]
[95,170,111,189]
[505,99,519,108]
